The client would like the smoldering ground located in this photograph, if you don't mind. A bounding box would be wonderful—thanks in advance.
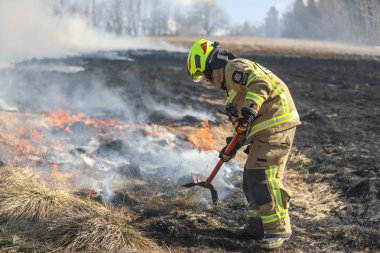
[1,48,379,253]
[0,0,238,203]
[0,1,379,252]
[0,52,241,203]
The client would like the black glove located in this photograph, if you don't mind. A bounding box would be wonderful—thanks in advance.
[218,136,242,162]
[234,108,256,135]
[218,104,239,124]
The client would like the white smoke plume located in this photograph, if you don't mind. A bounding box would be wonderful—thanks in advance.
[0,0,183,68]
[0,0,240,204]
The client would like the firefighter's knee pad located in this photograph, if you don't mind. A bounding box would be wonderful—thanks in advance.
[245,168,272,206]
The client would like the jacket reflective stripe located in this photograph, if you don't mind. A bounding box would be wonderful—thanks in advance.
[269,165,284,210]
[247,111,299,138]
[256,63,272,74]
[246,209,261,218]
[226,89,237,105]
[246,61,289,114]
[268,79,289,114]
[261,209,288,224]
[247,72,266,85]
[246,92,265,107]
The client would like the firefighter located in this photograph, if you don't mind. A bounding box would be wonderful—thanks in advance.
[186,39,301,250]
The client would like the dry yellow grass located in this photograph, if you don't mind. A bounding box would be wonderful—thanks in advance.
[0,167,74,223]
[0,166,163,252]
[158,36,380,59]
[47,206,161,252]
[286,147,345,220]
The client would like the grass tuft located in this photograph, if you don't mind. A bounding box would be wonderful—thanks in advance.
[0,166,163,252]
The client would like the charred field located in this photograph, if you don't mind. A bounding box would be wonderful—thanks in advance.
[0,49,379,253]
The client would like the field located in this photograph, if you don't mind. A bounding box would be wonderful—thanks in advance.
[0,37,379,252]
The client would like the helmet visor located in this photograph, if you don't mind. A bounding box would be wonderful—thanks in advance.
[192,70,205,83]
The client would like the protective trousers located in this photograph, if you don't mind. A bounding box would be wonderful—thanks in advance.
[243,127,296,236]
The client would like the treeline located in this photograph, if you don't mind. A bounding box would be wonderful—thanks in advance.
[52,0,227,36]
[53,0,380,45]
[268,0,380,44]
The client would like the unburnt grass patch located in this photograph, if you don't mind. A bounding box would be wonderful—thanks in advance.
[0,166,163,252]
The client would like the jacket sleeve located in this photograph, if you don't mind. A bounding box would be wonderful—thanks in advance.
[242,77,272,115]
[225,60,272,116]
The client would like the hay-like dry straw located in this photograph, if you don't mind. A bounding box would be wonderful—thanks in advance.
[0,166,163,252]
[0,167,73,223]
[47,205,160,252]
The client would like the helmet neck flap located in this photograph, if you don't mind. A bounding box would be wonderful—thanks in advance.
[204,42,238,81]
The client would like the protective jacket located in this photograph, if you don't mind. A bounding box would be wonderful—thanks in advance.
[221,58,301,143]
[214,58,301,238]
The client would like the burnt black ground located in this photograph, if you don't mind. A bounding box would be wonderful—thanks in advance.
[83,51,380,252]
[11,51,380,252]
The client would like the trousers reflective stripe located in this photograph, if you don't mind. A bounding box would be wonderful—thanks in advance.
[247,111,299,138]
[246,92,264,107]
[261,209,288,224]
[269,165,284,210]
[247,209,261,218]
[226,89,237,105]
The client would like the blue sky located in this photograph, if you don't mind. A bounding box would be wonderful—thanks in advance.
[172,0,295,25]
[220,0,294,24]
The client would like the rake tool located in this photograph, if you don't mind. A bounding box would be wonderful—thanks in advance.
[182,133,242,205]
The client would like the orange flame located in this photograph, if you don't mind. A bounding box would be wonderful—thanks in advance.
[52,163,72,180]
[86,189,93,200]
[50,145,65,152]
[29,129,43,140]
[43,110,85,131]
[43,110,130,132]
[188,118,216,151]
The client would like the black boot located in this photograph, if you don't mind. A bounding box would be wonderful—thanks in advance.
[234,218,264,241]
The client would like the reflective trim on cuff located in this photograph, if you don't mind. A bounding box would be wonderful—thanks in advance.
[246,209,261,218]
[246,92,265,107]
[226,89,238,105]
[261,209,288,224]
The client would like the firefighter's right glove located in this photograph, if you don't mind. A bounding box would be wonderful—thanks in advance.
[234,108,256,135]
[218,136,242,162]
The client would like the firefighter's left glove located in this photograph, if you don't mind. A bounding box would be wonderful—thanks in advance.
[234,108,256,135]
[218,136,242,162]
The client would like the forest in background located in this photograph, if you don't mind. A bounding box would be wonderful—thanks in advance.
[53,0,380,45]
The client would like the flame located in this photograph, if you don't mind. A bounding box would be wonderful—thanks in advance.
[52,163,72,180]
[29,129,43,140]
[188,118,216,151]
[43,110,86,131]
[43,110,130,132]
[86,189,93,200]
[50,144,65,152]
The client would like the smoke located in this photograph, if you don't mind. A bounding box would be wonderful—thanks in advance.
[0,0,240,205]
[0,54,240,205]
[0,0,183,67]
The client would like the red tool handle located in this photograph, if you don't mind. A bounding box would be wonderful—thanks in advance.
[205,133,241,184]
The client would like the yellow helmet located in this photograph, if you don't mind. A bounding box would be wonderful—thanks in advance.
[187,39,217,82]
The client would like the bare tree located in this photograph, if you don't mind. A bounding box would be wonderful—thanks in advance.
[125,0,142,36]
[107,0,125,36]
[91,0,97,27]
[264,6,280,37]
[190,0,228,35]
